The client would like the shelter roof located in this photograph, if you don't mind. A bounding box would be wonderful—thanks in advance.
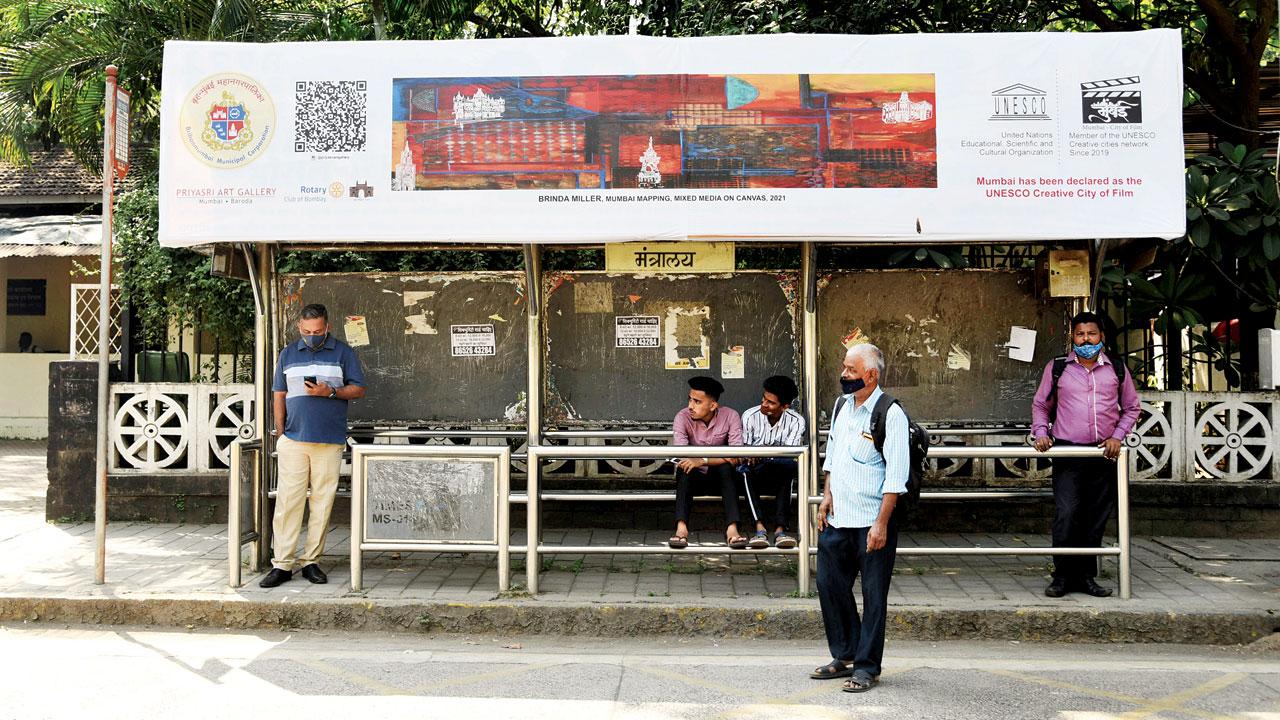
[0,214,100,257]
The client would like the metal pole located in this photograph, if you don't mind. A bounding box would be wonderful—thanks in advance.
[497,450,511,592]
[93,65,118,585]
[350,448,364,592]
[800,241,818,595]
[526,447,540,594]
[524,244,542,595]
[1117,446,1131,599]
[242,245,265,573]
[796,450,811,595]
[256,243,274,570]
[228,440,242,587]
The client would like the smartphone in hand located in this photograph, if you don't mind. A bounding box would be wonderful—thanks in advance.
[304,375,317,387]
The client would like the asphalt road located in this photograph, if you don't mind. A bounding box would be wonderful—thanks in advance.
[1,625,1277,719]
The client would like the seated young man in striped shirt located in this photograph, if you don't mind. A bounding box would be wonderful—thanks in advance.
[741,375,806,549]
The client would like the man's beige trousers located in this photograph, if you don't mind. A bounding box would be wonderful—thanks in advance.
[271,435,343,571]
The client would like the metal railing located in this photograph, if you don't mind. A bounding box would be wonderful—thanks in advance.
[524,444,1131,599]
[526,444,811,594]
[233,435,1130,599]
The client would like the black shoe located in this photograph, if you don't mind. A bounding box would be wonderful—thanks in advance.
[1076,578,1113,597]
[1044,578,1068,598]
[300,564,328,584]
[259,568,292,588]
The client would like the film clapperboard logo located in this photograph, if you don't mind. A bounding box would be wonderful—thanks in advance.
[1081,76,1142,124]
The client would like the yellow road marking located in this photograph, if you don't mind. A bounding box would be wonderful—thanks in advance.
[989,668,1248,720]
[296,657,558,696]
[1121,672,1247,720]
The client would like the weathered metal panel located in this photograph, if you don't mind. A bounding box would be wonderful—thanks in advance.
[279,272,527,425]
[816,270,1071,424]
[544,271,800,426]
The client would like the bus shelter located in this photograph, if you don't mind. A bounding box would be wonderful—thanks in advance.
[153,32,1186,597]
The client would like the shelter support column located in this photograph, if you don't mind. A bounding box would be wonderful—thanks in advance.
[256,243,275,570]
[524,245,543,594]
[800,241,817,594]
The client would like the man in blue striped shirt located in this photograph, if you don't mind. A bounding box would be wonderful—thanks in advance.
[812,343,909,693]
[741,375,806,549]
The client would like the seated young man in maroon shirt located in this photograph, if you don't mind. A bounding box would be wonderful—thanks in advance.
[669,376,745,549]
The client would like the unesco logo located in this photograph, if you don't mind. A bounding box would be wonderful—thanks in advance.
[990,84,1050,121]
[1081,76,1143,124]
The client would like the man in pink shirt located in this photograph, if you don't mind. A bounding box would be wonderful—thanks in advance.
[1032,311,1141,598]
[669,376,745,549]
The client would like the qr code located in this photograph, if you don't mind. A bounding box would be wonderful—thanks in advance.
[294,80,367,153]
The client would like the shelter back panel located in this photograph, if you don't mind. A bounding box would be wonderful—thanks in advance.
[279,272,527,425]
[544,271,800,425]
[817,270,1070,425]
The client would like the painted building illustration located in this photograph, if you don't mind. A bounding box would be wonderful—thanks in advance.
[391,73,937,191]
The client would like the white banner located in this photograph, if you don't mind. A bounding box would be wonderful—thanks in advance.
[159,31,1185,246]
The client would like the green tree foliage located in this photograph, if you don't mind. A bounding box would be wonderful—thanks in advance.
[1043,0,1278,149]
[114,179,253,352]
[1101,143,1280,387]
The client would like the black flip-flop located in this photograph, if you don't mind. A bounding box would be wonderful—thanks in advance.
[810,660,853,679]
[667,535,688,549]
[728,535,749,550]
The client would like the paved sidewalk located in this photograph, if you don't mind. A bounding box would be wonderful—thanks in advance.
[3,440,1278,642]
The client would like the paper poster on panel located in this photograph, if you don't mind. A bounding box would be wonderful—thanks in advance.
[664,306,710,369]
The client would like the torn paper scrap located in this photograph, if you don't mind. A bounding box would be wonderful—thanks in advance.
[1007,326,1037,362]
[574,281,613,313]
[841,327,871,349]
[344,315,370,348]
[945,344,971,371]
[664,306,711,370]
[403,290,438,335]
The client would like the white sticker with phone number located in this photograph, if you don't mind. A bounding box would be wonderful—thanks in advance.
[451,324,496,357]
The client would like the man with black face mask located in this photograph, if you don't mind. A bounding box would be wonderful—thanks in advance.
[1032,311,1140,598]
[812,343,908,694]
[260,303,367,588]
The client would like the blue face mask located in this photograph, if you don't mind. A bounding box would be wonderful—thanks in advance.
[840,377,865,395]
[1073,341,1104,360]
[302,333,327,350]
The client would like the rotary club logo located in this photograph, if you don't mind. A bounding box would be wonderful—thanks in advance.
[179,73,276,168]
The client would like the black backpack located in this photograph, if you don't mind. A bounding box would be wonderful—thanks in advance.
[833,392,929,517]
[1046,355,1127,425]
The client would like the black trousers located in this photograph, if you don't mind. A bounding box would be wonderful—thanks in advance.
[674,462,741,527]
[816,523,898,678]
[743,458,797,532]
[1051,445,1117,582]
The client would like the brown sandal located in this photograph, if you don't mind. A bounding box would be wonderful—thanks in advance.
[667,535,689,549]
[728,535,748,549]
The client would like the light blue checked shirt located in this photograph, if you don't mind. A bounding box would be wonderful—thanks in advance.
[822,386,910,529]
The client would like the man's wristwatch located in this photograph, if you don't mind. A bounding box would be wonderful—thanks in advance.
[328,388,338,399]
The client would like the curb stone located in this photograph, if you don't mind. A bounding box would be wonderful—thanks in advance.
[1,597,1275,645]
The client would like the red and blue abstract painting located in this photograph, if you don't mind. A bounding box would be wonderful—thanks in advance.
[391,74,936,191]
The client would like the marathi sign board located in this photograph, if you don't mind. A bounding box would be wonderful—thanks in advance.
[159,31,1185,247]
[604,242,735,273]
